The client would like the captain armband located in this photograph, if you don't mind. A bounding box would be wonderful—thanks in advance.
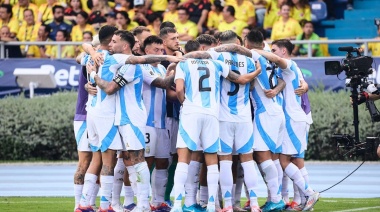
[113,75,129,87]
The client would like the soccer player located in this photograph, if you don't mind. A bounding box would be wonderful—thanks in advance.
[254,39,319,211]
[87,30,183,212]
[171,40,260,212]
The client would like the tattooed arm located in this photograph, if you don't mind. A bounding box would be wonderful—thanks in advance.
[151,75,175,89]
[176,79,185,104]
[213,44,252,57]
[227,62,262,85]
[125,55,184,64]
[87,63,120,95]
[254,49,288,69]
[166,63,179,102]
[264,78,286,98]
[183,51,212,59]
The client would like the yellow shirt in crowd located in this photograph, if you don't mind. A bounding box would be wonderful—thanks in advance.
[270,17,302,41]
[163,11,179,24]
[151,0,168,12]
[231,1,256,23]
[0,18,19,35]
[263,0,281,30]
[218,19,248,37]
[175,20,198,39]
[291,6,311,22]
[49,45,75,58]
[17,22,40,42]
[71,24,96,41]
[207,11,223,29]
[12,3,39,24]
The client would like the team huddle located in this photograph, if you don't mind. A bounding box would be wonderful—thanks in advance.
[72,24,319,212]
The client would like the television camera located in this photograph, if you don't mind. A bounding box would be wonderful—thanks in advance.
[325,47,379,159]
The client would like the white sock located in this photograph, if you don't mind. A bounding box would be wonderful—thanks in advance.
[234,162,244,206]
[74,184,84,208]
[123,186,135,206]
[293,181,301,204]
[151,168,157,205]
[300,167,309,204]
[100,175,114,209]
[112,158,125,206]
[90,183,100,206]
[79,173,97,207]
[206,164,219,210]
[259,160,281,203]
[153,169,168,205]
[219,160,233,208]
[173,162,189,208]
[185,161,201,207]
[200,185,208,206]
[241,160,259,207]
[282,174,289,203]
[126,166,138,199]
[284,163,314,196]
[134,162,151,210]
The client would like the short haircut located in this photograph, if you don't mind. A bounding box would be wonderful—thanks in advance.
[143,35,163,50]
[160,21,175,30]
[214,0,224,11]
[213,31,222,41]
[98,25,118,45]
[116,10,131,24]
[177,7,188,15]
[272,39,294,55]
[300,19,313,28]
[23,8,34,16]
[147,12,163,24]
[77,11,89,20]
[40,24,51,34]
[56,29,68,39]
[114,30,136,48]
[226,5,235,17]
[246,29,264,45]
[184,40,200,53]
[159,27,177,38]
[219,30,237,44]
[0,4,12,18]
[52,5,64,13]
[132,26,150,36]
[83,31,93,37]
[196,34,217,46]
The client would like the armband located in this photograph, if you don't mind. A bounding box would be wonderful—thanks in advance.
[113,75,128,87]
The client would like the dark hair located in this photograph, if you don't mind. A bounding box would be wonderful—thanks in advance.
[99,25,118,45]
[237,35,243,46]
[132,26,150,36]
[213,31,222,41]
[56,29,68,40]
[253,26,268,40]
[77,11,89,20]
[299,20,314,40]
[83,31,93,37]
[214,0,224,12]
[143,35,163,52]
[114,30,136,48]
[40,24,51,34]
[159,27,177,38]
[177,6,188,15]
[160,21,176,30]
[226,5,235,17]
[272,39,294,55]
[52,5,65,13]
[0,4,12,18]
[246,29,264,45]
[23,8,34,17]
[184,40,200,53]
[280,2,292,10]
[116,10,131,25]
[288,0,310,9]
[147,12,163,24]
[219,30,237,43]
[196,34,217,46]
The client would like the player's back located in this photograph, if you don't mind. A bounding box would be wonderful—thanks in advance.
[209,51,255,122]
[115,64,147,127]
[277,59,306,122]
[84,51,129,117]
[175,58,229,118]
[250,51,283,116]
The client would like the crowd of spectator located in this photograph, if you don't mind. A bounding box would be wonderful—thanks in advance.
[0,0,355,58]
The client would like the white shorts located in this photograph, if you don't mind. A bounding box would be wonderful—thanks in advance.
[292,123,310,158]
[218,121,253,155]
[119,124,146,151]
[86,115,123,152]
[282,116,307,155]
[166,117,179,154]
[176,113,220,153]
[73,121,91,152]
[253,111,285,153]
[145,126,171,158]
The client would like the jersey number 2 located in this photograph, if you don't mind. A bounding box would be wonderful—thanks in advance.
[198,67,211,92]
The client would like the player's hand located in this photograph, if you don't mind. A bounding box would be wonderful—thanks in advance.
[86,82,97,95]
[91,52,103,66]
[167,55,185,63]
[86,62,98,74]
[295,81,308,96]
[264,89,277,98]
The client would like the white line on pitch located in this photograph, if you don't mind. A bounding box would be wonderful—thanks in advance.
[334,206,380,212]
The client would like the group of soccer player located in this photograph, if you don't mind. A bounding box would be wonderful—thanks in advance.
[72,22,319,212]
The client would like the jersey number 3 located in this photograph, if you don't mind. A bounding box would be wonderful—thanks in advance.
[198,67,211,92]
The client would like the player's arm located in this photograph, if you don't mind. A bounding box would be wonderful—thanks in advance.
[151,75,175,89]
[183,51,212,59]
[175,79,185,104]
[125,55,184,64]
[82,43,103,66]
[254,49,288,69]
[166,63,179,102]
[87,63,120,95]
[227,62,262,85]
[85,82,98,96]
[264,78,286,98]
[295,79,309,96]
[213,44,252,57]
[76,52,86,64]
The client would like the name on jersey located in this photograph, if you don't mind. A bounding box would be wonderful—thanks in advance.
[224,59,244,67]
[191,60,209,64]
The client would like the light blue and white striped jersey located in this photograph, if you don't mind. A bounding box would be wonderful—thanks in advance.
[208,50,255,122]
[277,59,307,122]
[114,64,147,127]
[81,51,129,117]
[175,59,229,118]
[250,50,283,116]
[142,64,167,129]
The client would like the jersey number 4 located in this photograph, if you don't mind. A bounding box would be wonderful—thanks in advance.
[198,67,211,92]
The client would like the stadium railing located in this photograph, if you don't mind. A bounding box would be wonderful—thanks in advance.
[0,39,379,59]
